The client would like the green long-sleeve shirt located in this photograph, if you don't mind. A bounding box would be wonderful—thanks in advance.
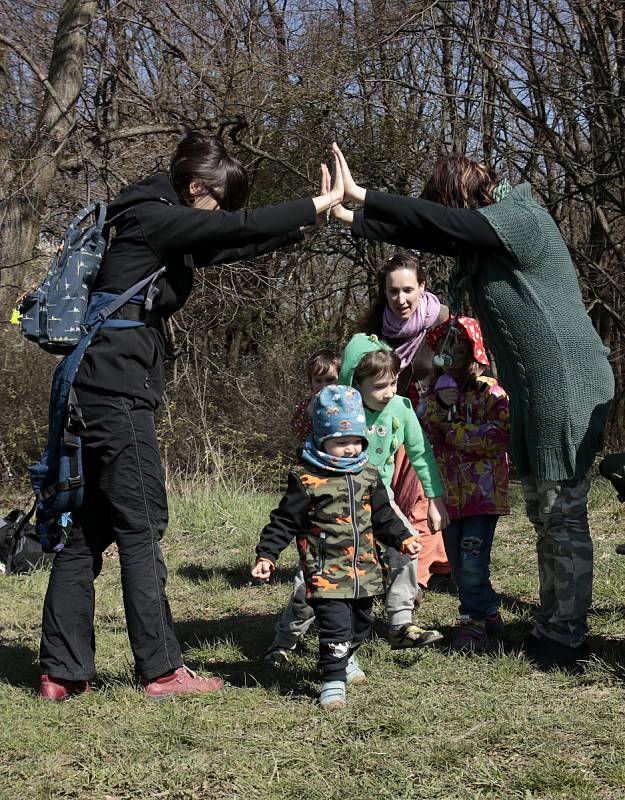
[363,394,443,497]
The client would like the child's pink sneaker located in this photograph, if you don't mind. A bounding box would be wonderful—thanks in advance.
[39,675,92,701]
[142,666,223,699]
[450,619,489,652]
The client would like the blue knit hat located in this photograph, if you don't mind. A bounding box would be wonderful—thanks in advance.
[313,385,368,447]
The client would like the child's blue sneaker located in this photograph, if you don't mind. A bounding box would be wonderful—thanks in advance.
[345,654,366,686]
[319,680,346,710]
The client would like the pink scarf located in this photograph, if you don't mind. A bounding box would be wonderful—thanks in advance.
[382,291,441,371]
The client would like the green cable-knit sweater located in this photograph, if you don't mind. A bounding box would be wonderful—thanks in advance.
[470,184,614,480]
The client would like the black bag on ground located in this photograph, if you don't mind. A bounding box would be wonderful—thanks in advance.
[0,510,55,574]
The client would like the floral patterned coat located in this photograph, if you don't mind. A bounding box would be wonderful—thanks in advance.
[416,376,510,519]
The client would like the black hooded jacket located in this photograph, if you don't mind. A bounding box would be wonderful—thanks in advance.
[75,173,316,407]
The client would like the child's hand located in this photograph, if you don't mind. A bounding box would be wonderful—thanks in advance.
[251,559,274,582]
[400,535,423,560]
[427,496,450,534]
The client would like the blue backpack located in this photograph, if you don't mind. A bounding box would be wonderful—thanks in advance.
[16,198,171,551]
[18,202,110,354]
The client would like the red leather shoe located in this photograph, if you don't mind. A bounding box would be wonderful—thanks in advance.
[39,675,91,701]
[142,666,223,699]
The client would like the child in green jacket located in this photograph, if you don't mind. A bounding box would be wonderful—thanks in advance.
[339,333,449,647]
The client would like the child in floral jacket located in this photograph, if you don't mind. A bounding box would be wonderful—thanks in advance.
[253,385,420,710]
[417,317,510,652]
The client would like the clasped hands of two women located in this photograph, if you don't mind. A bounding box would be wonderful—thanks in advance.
[311,144,363,226]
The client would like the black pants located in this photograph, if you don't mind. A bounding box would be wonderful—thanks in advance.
[40,389,183,682]
[309,597,374,682]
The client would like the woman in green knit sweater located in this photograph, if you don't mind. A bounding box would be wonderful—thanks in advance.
[331,144,614,672]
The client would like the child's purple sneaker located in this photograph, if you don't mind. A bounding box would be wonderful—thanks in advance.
[451,619,489,652]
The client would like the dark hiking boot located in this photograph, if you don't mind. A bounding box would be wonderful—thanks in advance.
[520,632,544,655]
[485,612,505,638]
[528,639,589,674]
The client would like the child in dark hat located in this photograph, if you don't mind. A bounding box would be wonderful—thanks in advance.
[252,385,421,710]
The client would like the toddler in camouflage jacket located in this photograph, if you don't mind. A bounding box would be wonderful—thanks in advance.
[252,384,420,710]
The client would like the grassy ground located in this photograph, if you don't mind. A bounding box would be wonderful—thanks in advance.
[1,479,625,800]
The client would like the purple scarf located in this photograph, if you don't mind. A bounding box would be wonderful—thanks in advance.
[382,291,441,371]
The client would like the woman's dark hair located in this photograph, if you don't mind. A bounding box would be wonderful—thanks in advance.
[169,131,249,211]
[420,154,498,209]
[357,250,426,336]
[353,350,401,385]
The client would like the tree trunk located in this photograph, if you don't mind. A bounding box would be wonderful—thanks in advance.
[0,0,99,290]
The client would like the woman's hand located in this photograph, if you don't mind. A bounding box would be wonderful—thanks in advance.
[251,559,274,582]
[303,164,333,232]
[427,496,450,534]
[331,203,354,226]
[312,152,344,216]
[316,162,332,225]
[332,142,366,205]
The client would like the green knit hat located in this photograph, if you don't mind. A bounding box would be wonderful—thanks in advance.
[338,334,392,387]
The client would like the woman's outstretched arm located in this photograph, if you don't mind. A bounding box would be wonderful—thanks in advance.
[145,159,344,259]
[194,163,335,266]
[331,143,503,255]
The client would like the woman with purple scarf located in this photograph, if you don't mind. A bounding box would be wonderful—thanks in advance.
[357,251,451,588]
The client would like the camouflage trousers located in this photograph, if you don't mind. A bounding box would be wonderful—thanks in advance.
[521,472,592,648]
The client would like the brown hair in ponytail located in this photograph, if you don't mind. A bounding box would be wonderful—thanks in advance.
[420,154,498,209]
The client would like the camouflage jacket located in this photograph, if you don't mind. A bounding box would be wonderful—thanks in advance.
[256,462,412,600]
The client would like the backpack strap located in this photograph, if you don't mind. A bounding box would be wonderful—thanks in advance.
[36,386,84,509]
[87,267,168,331]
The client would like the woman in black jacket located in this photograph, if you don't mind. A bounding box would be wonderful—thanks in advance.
[39,132,343,701]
